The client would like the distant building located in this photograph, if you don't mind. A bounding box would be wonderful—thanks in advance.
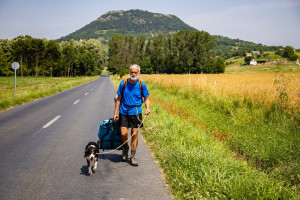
[246,53,253,57]
[250,59,257,66]
[251,51,260,55]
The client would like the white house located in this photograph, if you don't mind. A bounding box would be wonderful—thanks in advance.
[250,59,257,66]
[252,51,260,55]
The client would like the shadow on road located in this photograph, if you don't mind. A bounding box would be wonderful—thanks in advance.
[80,153,129,176]
[98,153,122,163]
[80,166,89,176]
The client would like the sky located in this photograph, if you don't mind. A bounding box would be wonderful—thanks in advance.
[0,0,299,48]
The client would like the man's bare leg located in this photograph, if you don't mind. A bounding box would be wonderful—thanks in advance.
[121,127,129,161]
[130,128,139,166]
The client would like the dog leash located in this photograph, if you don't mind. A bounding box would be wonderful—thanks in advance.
[96,114,148,155]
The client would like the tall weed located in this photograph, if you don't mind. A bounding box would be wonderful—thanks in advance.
[141,82,299,199]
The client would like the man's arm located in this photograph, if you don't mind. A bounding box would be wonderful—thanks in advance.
[113,95,122,121]
[144,97,150,115]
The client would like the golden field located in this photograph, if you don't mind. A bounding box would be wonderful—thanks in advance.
[139,73,300,113]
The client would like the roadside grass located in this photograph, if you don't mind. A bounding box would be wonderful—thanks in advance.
[225,63,300,73]
[143,84,299,199]
[0,76,99,111]
[111,75,300,199]
[139,73,300,114]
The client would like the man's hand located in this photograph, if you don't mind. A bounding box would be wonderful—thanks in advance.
[145,108,151,115]
[144,97,150,116]
[113,114,119,121]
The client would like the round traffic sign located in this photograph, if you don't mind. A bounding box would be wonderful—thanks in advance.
[11,62,20,70]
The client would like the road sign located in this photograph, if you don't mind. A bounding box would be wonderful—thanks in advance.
[11,62,20,94]
[11,62,20,70]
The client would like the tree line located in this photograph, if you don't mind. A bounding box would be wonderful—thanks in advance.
[0,36,105,77]
[108,30,225,76]
[213,35,283,59]
[276,46,299,61]
[1,30,226,77]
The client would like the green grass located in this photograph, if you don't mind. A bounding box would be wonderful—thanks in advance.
[0,76,99,111]
[225,63,300,73]
[146,86,299,199]
[224,51,300,73]
[111,76,300,199]
[111,75,300,199]
[225,57,245,67]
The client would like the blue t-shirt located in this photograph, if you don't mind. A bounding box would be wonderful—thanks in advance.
[117,79,149,115]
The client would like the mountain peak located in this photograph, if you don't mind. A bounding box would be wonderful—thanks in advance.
[57,9,197,43]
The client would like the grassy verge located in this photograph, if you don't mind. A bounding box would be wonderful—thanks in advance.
[145,84,299,199]
[0,76,99,111]
[111,76,299,199]
[225,63,300,73]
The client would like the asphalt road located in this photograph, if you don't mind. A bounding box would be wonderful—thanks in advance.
[0,76,172,200]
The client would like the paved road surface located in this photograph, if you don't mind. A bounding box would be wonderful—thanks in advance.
[0,76,172,200]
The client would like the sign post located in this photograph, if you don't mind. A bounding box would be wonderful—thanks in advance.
[11,62,20,94]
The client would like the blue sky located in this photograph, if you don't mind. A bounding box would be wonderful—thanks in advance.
[0,0,299,48]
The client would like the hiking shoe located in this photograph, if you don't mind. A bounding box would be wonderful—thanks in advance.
[130,150,138,166]
[130,157,138,166]
[122,144,129,161]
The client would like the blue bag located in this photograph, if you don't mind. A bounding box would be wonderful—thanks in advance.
[98,119,122,150]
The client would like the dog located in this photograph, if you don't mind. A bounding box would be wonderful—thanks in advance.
[84,141,99,175]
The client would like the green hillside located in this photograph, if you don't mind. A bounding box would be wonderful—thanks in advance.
[57,9,284,57]
[57,9,196,43]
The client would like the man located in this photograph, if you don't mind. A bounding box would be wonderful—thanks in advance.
[113,64,150,166]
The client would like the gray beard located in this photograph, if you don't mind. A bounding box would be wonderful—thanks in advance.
[130,75,138,81]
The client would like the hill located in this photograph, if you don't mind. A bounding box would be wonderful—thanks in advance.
[57,9,197,43]
[57,9,283,57]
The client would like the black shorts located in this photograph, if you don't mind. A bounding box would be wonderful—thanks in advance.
[119,113,143,128]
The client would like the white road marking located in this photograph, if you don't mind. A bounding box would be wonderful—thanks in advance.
[84,93,88,95]
[73,100,80,104]
[42,115,61,128]
[32,115,62,137]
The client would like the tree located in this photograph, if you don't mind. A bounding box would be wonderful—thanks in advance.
[11,36,26,76]
[139,56,153,74]
[45,40,60,77]
[0,39,13,76]
[289,54,298,61]
[31,38,45,76]
[108,34,127,76]
[108,34,145,76]
[11,35,34,76]
[283,46,294,59]
[244,56,254,65]
[61,43,76,77]
[283,46,298,61]
[213,57,225,73]
[151,34,167,73]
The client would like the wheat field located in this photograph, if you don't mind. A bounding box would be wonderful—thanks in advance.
[139,73,300,113]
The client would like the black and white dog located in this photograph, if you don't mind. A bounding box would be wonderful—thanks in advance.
[84,141,99,175]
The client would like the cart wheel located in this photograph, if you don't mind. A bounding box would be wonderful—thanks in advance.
[97,140,100,149]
